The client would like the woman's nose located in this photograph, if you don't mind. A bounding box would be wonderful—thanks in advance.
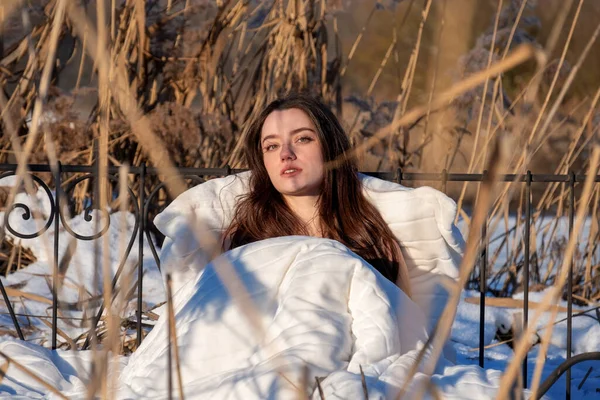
[280,144,296,161]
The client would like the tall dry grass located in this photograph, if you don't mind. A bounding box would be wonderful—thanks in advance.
[0,0,599,398]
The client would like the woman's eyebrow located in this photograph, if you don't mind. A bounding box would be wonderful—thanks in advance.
[289,127,316,135]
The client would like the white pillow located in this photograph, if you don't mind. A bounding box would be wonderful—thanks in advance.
[153,171,464,337]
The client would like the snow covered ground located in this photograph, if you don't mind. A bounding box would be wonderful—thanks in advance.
[452,212,600,398]
[0,185,598,398]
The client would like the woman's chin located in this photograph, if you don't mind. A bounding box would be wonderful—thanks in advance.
[279,187,320,198]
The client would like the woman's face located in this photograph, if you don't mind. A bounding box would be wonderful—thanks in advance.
[260,108,325,199]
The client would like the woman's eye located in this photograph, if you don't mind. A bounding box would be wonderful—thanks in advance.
[264,144,278,152]
[297,136,313,143]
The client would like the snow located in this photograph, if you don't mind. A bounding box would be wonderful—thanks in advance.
[0,188,598,398]
[451,288,600,399]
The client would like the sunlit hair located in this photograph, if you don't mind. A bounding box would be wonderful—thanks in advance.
[223,93,411,296]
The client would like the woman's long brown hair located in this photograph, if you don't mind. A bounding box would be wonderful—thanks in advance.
[223,93,411,296]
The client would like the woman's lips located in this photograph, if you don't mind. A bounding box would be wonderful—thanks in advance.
[280,167,302,177]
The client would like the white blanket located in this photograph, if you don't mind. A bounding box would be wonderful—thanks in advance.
[121,236,433,399]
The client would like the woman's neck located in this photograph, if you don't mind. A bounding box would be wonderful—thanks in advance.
[283,194,322,237]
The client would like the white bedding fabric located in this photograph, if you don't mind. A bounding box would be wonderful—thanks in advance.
[121,236,434,399]
[155,172,465,337]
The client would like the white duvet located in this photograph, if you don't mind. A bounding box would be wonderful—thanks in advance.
[118,172,466,399]
[121,236,433,399]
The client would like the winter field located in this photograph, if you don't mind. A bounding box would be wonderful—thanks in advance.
[1,0,600,398]
[0,182,598,399]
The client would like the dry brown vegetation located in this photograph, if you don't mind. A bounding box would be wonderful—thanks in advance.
[0,0,599,398]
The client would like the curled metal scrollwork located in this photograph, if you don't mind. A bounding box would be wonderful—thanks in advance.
[60,174,140,241]
[1,172,56,240]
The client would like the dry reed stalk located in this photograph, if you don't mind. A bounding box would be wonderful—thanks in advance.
[358,365,368,399]
[498,146,600,400]
[40,68,82,306]
[480,77,503,172]
[135,0,146,87]
[427,139,508,377]
[425,379,442,400]
[0,360,9,383]
[93,0,114,397]
[0,312,86,322]
[464,296,583,313]
[469,338,514,352]
[0,350,69,399]
[367,39,397,98]
[532,256,598,388]
[166,274,185,400]
[526,0,584,146]
[420,0,447,164]
[75,24,88,90]
[315,376,325,400]
[100,164,131,398]
[389,0,433,169]
[484,115,584,248]
[501,0,529,60]
[0,6,4,61]
[490,204,512,272]
[461,14,574,234]
[528,304,558,395]
[38,317,77,349]
[385,94,406,169]
[328,44,540,169]
[544,0,577,60]
[490,37,599,225]
[521,1,574,107]
[455,0,504,212]
[339,3,378,78]
[2,287,52,305]
[528,96,588,156]
[399,0,433,114]
[296,364,310,400]
[583,187,599,296]
[562,123,600,171]
[111,0,116,42]
[3,239,18,277]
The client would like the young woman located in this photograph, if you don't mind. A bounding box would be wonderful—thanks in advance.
[223,93,411,296]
